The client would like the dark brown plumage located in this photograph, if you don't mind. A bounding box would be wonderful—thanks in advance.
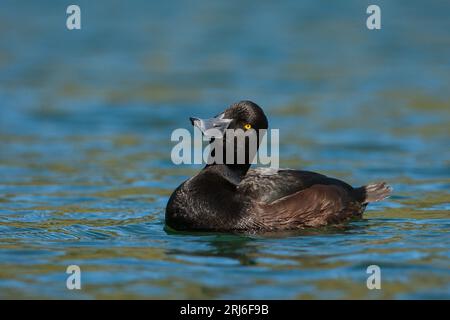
[165,101,392,232]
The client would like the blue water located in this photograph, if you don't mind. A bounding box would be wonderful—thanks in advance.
[0,0,449,299]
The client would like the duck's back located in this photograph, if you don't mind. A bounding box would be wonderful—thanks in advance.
[238,168,354,203]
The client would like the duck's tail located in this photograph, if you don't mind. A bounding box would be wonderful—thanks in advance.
[355,182,392,204]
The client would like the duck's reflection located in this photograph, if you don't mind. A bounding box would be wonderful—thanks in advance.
[164,221,369,267]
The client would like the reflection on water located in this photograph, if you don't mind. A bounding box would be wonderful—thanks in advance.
[0,0,449,299]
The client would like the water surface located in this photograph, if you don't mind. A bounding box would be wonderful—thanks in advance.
[0,0,449,299]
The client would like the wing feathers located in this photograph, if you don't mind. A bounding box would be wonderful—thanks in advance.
[253,184,362,229]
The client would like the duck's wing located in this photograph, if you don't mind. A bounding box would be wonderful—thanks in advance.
[238,168,354,203]
[250,184,364,230]
[237,168,364,230]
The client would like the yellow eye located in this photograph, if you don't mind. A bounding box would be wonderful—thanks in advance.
[244,123,252,130]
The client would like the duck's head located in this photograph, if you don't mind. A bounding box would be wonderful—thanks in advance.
[190,100,268,137]
[190,100,268,168]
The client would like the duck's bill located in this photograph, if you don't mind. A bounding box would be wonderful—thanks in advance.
[190,114,232,138]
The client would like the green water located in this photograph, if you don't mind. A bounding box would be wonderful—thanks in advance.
[0,0,449,299]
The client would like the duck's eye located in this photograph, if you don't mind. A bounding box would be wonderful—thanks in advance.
[244,123,252,130]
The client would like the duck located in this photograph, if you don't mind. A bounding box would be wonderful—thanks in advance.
[165,100,391,232]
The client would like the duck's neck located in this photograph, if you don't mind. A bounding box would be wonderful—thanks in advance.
[204,163,251,186]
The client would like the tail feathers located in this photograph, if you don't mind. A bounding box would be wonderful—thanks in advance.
[359,182,392,204]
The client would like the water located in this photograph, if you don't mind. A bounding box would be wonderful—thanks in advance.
[0,0,449,299]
